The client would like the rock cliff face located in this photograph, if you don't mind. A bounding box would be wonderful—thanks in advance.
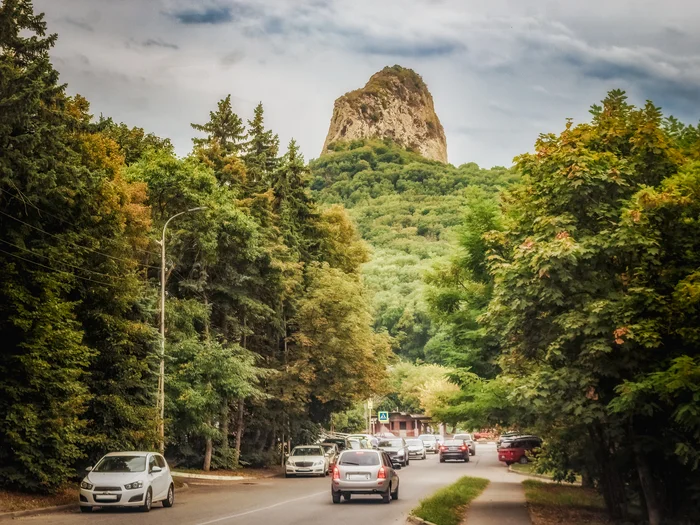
[322,65,447,163]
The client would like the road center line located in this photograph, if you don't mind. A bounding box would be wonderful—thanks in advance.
[193,490,328,525]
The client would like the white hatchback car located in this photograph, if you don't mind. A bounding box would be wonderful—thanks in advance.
[79,451,174,513]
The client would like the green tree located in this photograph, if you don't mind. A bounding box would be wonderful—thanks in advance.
[242,102,280,192]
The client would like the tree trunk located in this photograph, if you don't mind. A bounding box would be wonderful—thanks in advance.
[203,419,213,472]
[235,399,245,454]
[220,402,231,468]
[633,433,663,525]
[591,425,628,520]
[581,469,595,489]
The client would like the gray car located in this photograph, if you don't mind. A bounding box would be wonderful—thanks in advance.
[377,438,410,466]
[453,433,476,456]
[331,449,400,504]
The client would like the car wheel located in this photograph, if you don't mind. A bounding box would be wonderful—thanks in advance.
[141,488,152,513]
[423,453,426,460]
[391,483,399,501]
[332,491,341,504]
[519,455,529,464]
[382,489,391,504]
[439,456,445,463]
[505,461,513,466]
[80,507,92,513]
[162,483,174,508]
[465,455,470,463]
[285,473,295,478]
[343,493,351,501]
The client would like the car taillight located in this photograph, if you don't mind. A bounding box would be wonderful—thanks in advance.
[460,446,467,451]
[440,446,446,451]
[333,467,340,480]
[377,466,386,479]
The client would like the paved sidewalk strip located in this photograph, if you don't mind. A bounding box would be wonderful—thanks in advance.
[464,480,531,525]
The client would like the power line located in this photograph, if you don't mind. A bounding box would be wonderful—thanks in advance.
[0,238,118,280]
[0,209,161,270]
[0,247,114,288]
[0,187,160,257]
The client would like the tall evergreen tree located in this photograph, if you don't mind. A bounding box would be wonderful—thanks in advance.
[242,102,279,193]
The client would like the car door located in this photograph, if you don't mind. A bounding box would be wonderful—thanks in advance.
[148,454,166,499]
[155,455,170,497]
[382,453,396,492]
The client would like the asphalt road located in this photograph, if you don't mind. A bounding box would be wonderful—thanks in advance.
[22,444,509,525]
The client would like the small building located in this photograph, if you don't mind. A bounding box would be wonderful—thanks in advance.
[374,412,434,438]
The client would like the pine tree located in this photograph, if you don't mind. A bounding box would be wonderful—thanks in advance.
[242,102,280,193]
[191,95,247,186]
[0,0,92,492]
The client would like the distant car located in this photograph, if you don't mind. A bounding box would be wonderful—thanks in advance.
[286,445,329,477]
[418,434,438,454]
[375,431,396,438]
[322,437,350,452]
[498,436,542,465]
[439,439,470,463]
[348,438,373,450]
[321,443,341,471]
[79,451,174,513]
[497,431,521,449]
[348,434,379,448]
[377,438,410,467]
[453,433,476,456]
[405,438,427,460]
[331,449,400,504]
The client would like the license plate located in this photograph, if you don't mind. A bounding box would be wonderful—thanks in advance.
[347,474,369,481]
[95,495,118,502]
[297,469,311,472]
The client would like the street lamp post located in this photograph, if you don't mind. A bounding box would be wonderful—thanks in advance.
[157,207,207,454]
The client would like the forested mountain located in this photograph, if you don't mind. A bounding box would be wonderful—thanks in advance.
[310,139,516,362]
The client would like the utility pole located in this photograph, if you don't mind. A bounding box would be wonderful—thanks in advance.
[157,207,207,454]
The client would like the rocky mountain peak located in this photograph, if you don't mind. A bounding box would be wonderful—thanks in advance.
[321,65,448,163]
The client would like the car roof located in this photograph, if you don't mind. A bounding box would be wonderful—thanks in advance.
[104,451,154,457]
[294,444,322,448]
[340,448,380,455]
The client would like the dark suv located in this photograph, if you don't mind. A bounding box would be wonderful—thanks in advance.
[439,439,470,463]
[498,436,541,465]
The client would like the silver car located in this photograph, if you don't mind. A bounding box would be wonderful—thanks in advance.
[418,434,438,454]
[285,445,329,477]
[331,449,400,504]
[453,433,476,456]
[377,438,410,466]
[406,438,427,459]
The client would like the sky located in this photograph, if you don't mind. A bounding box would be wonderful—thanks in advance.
[34,0,700,168]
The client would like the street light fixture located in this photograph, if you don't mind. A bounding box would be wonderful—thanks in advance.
[157,206,207,454]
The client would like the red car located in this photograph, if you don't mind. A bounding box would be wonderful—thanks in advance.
[498,436,541,465]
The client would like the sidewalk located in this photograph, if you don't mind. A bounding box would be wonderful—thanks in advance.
[464,480,531,525]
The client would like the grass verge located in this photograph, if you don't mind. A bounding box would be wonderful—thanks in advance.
[411,476,489,525]
[523,479,611,525]
[0,487,79,513]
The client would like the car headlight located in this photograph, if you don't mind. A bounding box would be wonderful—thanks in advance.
[286,459,294,466]
[314,460,323,466]
[397,451,404,456]
[80,481,94,490]
[124,481,143,490]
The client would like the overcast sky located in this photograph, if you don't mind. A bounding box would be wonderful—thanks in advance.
[34,0,700,168]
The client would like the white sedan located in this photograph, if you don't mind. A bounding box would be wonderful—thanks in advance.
[286,445,329,477]
[79,451,174,513]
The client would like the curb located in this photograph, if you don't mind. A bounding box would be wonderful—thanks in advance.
[407,514,439,525]
[172,471,280,481]
[0,483,188,522]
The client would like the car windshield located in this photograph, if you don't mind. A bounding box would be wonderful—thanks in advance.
[444,440,464,445]
[292,447,322,456]
[94,455,146,473]
[454,434,472,440]
[419,435,437,441]
[321,445,335,453]
[339,451,380,466]
[378,439,403,447]
[406,439,423,446]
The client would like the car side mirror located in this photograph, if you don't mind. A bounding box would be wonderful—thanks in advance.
[85,466,93,472]
[151,466,162,473]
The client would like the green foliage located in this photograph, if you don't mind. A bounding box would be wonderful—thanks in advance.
[310,139,516,361]
[411,476,490,525]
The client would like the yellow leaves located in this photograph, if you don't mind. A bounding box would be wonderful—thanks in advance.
[555,231,570,240]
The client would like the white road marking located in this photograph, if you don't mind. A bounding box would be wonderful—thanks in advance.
[193,490,328,525]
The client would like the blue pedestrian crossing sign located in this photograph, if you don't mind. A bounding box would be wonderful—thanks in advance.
[378,411,389,422]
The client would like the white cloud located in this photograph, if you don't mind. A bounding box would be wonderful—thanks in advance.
[35,0,700,167]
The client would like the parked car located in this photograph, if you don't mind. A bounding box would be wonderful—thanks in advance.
[418,434,439,454]
[439,439,470,463]
[331,449,400,504]
[321,443,341,471]
[498,436,542,465]
[79,451,174,513]
[377,438,409,467]
[348,434,379,448]
[321,437,350,452]
[285,445,329,477]
[375,431,396,438]
[497,431,521,448]
[453,433,476,456]
[405,438,427,460]
[347,438,373,450]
